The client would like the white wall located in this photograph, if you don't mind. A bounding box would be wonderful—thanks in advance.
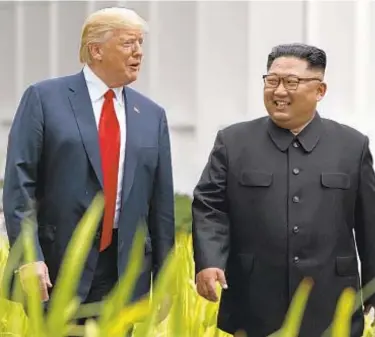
[0,1,374,196]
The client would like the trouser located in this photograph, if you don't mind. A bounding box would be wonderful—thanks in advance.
[74,229,132,337]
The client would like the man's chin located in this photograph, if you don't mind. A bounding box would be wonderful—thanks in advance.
[269,112,293,129]
[271,111,291,120]
[123,73,138,86]
[128,72,139,82]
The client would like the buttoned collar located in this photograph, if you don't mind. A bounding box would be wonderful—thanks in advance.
[83,64,124,106]
[267,112,323,152]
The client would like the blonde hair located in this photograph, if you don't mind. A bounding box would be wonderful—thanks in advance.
[79,7,148,64]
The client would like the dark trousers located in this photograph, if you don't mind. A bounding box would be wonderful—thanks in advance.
[76,229,132,336]
[84,229,118,304]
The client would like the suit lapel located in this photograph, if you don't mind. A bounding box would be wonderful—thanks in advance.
[68,72,103,188]
[67,75,140,203]
[121,87,140,205]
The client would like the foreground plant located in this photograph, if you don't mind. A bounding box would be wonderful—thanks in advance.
[0,196,374,336]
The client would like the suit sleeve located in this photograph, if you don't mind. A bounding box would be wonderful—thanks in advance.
[354,136,375,307]
[147,108,175,279]
[2,85,45,262]
[192,130,230,275]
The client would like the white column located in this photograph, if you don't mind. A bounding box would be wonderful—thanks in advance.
[354,0,371,134]
[0,2,16,115]
[196,1,248,174]
[87,0,96,16]
[304,0,320,45]
[58,2,87,74]
[246,1,305,121]
[149,2,197,129]
[0,2,16,161]
[49,1,59,78]
[147,1,159,98]
[15,1,25,101]
[146,2,198,194]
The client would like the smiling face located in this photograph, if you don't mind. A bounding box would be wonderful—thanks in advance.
[89,28,144,87]
[263,56,327,131]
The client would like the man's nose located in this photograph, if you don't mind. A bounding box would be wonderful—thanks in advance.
[274,81,288,95]
[133,42,143,56]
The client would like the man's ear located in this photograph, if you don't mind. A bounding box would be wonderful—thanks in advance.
[88,43,103,62]
[317,82,327,102]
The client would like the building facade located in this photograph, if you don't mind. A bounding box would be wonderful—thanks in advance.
[0,1,374,195]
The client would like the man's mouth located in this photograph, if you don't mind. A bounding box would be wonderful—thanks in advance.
[274,100,290,109]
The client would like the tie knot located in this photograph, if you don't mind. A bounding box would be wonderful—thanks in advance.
[104,89,115,100]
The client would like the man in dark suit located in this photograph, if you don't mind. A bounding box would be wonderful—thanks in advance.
[192,43,375,337]
[2,6,174,319]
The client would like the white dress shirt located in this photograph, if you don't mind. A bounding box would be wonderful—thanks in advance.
[83,65,126,229]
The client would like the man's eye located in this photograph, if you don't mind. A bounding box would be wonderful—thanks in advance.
[267,79,278,85]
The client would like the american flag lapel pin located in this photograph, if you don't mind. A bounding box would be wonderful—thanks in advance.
[134,106,140,114]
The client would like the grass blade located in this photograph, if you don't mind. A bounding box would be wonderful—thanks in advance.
[46,194,104,336]
[275,278,314,337]
[22,218,45,337]
[331,287,356,337]
[98,225,146,335]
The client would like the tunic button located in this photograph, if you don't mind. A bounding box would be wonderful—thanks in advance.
[293,256,300,263]
[293,168,300,175]
[293,226,299,234]
[293,141,299,148]
[292,196,300,203]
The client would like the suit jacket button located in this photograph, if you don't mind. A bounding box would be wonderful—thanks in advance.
[292,196,300,203]
[292,168,300,175]
[293,256,300,263]
[293,226,299,234]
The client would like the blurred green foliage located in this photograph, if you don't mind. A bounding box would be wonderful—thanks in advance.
[174,193,192,233]
[0,192,374,336]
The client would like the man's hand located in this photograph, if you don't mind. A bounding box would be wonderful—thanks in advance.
[18,261,53,302]
[196,267,228,302]
[364,305,374,327]
[365,305,373,314]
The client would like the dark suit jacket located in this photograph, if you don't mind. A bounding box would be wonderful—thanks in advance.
[2,71,175,303]
[192,113,375,337]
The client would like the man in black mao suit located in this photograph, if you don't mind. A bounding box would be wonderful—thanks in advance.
[192,43,375,337]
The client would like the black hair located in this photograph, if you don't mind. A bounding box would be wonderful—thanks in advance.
[266,43,326,73]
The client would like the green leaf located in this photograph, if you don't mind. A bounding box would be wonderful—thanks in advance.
[275,278,314,337]
[98,225,146,336]
[46,194,104,336]
[331,287,356,337]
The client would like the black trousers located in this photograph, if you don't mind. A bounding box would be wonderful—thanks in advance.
[84,229,118,304]
[76,229,132,336]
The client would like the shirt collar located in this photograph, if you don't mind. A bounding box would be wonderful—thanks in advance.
[83,64,124,106]
[267,112,323,152]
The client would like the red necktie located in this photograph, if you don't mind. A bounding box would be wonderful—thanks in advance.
[98,89,120,251]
